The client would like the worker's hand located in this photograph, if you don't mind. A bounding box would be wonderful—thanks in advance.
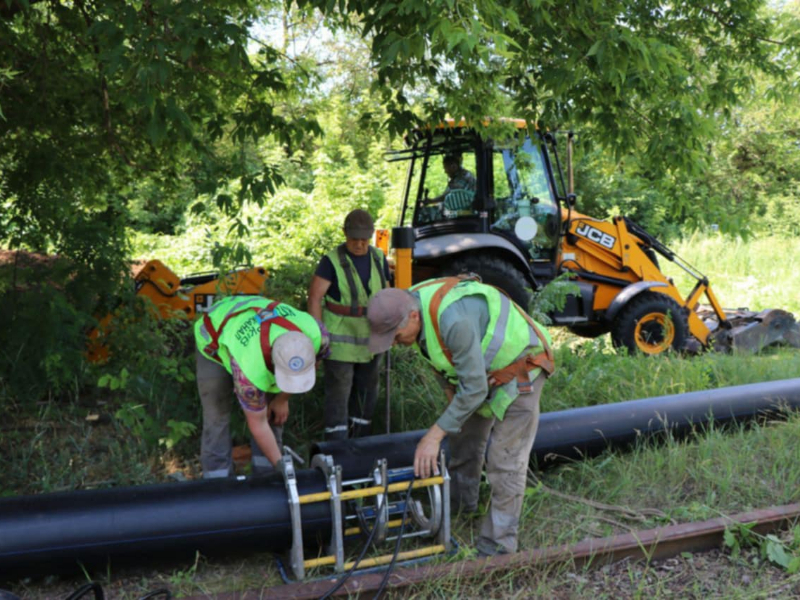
[414,424,447,479]
[268,395,290,426]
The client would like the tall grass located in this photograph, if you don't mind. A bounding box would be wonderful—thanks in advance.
[665,234,800,314]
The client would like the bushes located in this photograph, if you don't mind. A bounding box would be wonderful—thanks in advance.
[0,253,106,401]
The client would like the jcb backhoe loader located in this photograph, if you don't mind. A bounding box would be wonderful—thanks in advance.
[384,119,799,355]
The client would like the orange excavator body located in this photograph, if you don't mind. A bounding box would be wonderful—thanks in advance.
[87,260,268,363]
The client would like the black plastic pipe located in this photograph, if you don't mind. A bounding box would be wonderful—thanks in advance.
[311,429,448,480]
[0,469,330,576]
[532,377,800,465]
[3,378,799,576]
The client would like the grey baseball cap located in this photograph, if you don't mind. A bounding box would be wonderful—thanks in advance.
[344,209,375,239]
[367,288,416,354]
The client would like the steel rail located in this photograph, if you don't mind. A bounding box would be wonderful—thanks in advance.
[207,502,800,600]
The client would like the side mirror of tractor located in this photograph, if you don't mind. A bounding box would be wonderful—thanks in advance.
[566,193,577,208]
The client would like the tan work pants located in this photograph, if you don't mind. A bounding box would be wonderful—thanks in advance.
[448,373,545,555]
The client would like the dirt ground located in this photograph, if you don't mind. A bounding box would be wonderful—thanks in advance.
[3,540,800,599]
[554,549,800,599]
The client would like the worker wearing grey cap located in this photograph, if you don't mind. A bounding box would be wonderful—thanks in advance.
[308,209,391,440]
[366,278,554,556]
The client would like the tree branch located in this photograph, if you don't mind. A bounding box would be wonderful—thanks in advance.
[74,0,142,168]
[701,7,786,46]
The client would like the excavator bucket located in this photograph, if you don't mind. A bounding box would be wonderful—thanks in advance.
[702,308,800,353]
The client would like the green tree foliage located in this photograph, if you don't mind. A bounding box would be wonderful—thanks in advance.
[573,57,800,240]
[302,0,799,176]
[0,0,320,257]
[2,0,800,402]
[134,91,401,307]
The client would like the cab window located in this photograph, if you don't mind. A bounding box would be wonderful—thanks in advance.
[491,137,559,260]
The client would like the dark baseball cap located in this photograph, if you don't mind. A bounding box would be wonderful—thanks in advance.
[344,209,375,239]
[367,288,417,353]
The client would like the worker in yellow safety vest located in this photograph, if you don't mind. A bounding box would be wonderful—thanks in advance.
[194,296,327,478]
[366,277,554,556]
[308,209,391,440]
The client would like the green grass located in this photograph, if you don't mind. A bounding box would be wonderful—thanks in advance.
[524,415,800,548]
[665,234,800,314]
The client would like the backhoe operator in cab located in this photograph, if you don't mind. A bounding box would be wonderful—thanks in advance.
[420,153,476,222]
[425,153,476,204]
[366,277,554,556]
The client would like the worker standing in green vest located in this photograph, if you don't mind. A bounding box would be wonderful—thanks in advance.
[194,296,327,478]
[308,209,391,440]
[366,277,554,556]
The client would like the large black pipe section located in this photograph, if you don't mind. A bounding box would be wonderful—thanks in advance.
[0,466,331,577]
[3,378,800,576]
[532,377,800,465]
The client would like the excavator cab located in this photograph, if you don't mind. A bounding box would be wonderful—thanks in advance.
[388,120,565,306]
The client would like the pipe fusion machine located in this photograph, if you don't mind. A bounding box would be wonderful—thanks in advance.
[279,449,451,580]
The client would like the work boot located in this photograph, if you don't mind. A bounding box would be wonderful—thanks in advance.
[475,539,511,558]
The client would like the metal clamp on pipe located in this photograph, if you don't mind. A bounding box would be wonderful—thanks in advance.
[278,453,305,581]
[278,450,452,582]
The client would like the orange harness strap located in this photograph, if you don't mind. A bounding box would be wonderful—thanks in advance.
[424,276,555,389]
[489,302,556,385]
[420,275,478,364]
[202,300,301,372]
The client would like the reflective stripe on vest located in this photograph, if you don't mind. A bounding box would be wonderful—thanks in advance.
[322,244,387,362]
[411,278,553,420]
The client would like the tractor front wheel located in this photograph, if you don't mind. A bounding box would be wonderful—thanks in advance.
[611,292,688,355]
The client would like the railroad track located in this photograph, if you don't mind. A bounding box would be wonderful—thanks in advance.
[192,502,800,600]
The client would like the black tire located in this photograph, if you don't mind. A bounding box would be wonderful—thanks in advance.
[440,254,533,309]
[611,291,688,355]
[567,323,611,339]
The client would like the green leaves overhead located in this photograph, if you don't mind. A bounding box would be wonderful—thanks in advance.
[300,0,798,175]
[0,0,316,258]
[2,0,799,263]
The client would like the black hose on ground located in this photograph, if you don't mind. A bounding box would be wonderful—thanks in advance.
[532,377,800,466]
[0,471,330,576]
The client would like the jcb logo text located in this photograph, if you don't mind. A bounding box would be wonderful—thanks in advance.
[575,223,616,249]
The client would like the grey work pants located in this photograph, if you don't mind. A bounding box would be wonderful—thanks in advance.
[448,373,545,555]
[196,349,282,478]
[322,355,382,441]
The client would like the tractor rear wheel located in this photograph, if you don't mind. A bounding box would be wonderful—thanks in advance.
[611,291,688,355]
[441,254,533,309]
